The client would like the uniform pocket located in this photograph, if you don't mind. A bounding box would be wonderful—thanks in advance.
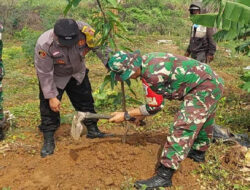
[52,51,66,65]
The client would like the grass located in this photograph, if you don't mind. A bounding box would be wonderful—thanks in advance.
[2,33,249,189]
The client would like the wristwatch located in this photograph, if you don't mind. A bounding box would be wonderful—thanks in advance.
[124,111,132,121]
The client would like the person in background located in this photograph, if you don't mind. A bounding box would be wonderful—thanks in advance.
[184,1,217,63]
[34,18,112,158]
[0,22,5,141]
[108,51,224,189]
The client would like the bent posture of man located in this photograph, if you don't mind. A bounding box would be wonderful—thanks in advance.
[185,1,217,63]
[108,51,224,188]
[35,18,112,158]
[0,22,5,141]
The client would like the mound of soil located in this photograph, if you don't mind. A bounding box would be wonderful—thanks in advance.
[0,124,200,190]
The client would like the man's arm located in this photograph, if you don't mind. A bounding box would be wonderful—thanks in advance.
[206,27,217,62]
[185,26,193,57]
[34,44,61,112]
[109,81,165,123]
[34,44,58,99]
[78,21,112,67]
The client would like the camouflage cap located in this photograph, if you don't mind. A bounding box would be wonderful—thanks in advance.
[108,50,142,81]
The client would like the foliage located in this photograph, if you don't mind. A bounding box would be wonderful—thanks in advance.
[240,70,250,92]
[121,3,186,35]
[2,46,22,60]
[191,0,250,93]
[14,27,42,63]
[93,77,142,111]
[191,0,250,55]
[196,143,247,189]
[2,187,11,190]
[236,40,250,56]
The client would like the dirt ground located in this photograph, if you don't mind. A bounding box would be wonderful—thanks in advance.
[0,124,201,190]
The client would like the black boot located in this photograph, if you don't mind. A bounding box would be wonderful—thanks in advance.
[187,149,205,162]
[82,119,112,139]
[134,164,174,189]
[0,128,4,141]
[40,131,55,158]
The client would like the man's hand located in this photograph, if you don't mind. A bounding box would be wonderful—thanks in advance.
[184,52,190,57]
[131,116,146,126]
[49,97,61,112]
[207,55,214,63]
[109,112,125,123]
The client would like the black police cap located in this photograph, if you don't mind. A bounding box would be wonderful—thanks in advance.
[54,19,80,47]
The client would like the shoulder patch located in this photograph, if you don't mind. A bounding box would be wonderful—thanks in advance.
[38,50,47,58]
[142,78,163,107]
[78,39,86,46]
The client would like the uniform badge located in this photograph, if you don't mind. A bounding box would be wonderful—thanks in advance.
[142,78,163,107]
[56,59,65,64]
[53,51,60,56]
[38,50,46,58]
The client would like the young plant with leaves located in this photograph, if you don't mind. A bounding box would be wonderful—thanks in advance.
[64,0,139,142]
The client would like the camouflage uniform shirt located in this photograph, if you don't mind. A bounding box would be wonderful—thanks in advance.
[139,52,220,115]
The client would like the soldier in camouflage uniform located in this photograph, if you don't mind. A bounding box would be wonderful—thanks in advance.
[0,22,5,141]
[108,51,224,189]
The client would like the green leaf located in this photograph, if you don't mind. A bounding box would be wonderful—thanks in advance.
[239,7,250,24]
[106,10,119,22]
[213,30,229,41]
[113,20,127,32]
[119,44,133,52]
[72,0,82,7]
[109,37,116,50]
[100,75,111,92]
[236,0,250,7]
[222,1,250,24]
[115,33,131,42]
[125,79,137,97]
[64,2,73,16]
[242,81,250,92]
[222,1,236,20]
[191,13,217,27]
[106,0,118,8]
[235,41,250,55]
[222,19,231,30]
[103,23,111,38]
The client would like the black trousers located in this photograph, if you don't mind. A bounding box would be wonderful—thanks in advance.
[191,51,207,63]
[39,72,96,132]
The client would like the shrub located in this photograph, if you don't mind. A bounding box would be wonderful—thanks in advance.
[14,27,42,63]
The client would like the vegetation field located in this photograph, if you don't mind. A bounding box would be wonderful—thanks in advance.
[0,0,249,189]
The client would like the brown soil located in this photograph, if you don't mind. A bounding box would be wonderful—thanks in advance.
[0,124,201,190]
[222,145,248,170]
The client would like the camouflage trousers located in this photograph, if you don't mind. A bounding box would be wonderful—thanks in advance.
[160,76,224,170]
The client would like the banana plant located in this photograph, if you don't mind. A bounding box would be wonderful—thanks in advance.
[191,0,250,92]
[191,0,250,54]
